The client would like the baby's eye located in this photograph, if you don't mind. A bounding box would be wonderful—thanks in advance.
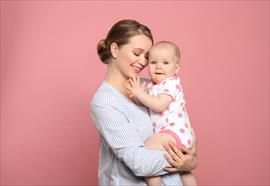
[163,61,169,65]
[149,61,156,64]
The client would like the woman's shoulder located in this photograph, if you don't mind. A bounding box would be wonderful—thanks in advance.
[91,81,126,108]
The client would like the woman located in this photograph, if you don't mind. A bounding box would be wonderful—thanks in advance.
[91,19,197,185]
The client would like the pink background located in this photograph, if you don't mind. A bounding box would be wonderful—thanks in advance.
[1,1,269,186]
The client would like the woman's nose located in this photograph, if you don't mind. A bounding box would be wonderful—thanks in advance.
[138,56,148,66]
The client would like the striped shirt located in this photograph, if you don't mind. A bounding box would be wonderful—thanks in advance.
[91,81,182,186]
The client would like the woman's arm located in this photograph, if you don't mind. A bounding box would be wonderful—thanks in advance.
[91,91,172,177]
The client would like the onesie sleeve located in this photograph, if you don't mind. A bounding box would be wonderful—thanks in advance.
[158,77,181,98]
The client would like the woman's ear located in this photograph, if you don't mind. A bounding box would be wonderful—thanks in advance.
[110,43,118,58]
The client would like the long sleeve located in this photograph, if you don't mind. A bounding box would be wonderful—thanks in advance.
[91,92,170,177]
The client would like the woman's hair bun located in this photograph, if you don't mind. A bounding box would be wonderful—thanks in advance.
[97,39,111,64]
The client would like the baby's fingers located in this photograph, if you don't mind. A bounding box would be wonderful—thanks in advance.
[128,78,136,87]
[136,77,141,84]
[141,81,147,89]
[126,83,132,91]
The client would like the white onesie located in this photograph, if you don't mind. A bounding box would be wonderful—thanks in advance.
[148,75,194,148]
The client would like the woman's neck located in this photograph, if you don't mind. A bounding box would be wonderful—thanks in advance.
[104,64,129,97]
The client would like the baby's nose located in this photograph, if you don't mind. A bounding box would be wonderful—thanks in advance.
[156,63,162,68]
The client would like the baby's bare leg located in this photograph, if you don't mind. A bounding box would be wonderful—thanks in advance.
[145,132,177,150]
[145,176,162,186]
[145,133,177,186]
[181,172,197,186]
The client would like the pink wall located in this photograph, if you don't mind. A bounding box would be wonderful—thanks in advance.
[1,1,269,185]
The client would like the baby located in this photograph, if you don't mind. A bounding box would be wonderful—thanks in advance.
[127,41,197,186]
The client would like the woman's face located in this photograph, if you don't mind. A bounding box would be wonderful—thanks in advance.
[113,34,152,79]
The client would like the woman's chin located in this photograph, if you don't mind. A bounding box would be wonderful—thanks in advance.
[131,70,140,77]
[127,73,137,80]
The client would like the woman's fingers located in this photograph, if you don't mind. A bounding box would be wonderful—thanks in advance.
[164,153,178,167]
[163,167,178,172]
[168,142,185,159]
[163,142,185,167]
[163,140,198,172]
[165,142,185,161]
[181,145,193,156]
[163,143,175,159]
[163,143,174,156]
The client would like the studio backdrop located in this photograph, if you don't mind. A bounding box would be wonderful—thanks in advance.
[1,1,269,185]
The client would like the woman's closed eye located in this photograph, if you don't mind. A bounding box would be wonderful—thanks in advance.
[133,52,140,56]
[145,52,149,60]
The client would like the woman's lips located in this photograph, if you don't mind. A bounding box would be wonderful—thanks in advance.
[131,64,141,73]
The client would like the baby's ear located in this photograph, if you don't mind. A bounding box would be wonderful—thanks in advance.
[110,43,119,58]
[175,63,181,74]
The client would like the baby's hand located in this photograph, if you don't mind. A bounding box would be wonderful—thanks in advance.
[127,77,147,98]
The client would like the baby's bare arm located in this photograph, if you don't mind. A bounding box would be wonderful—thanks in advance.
[127,77,172,112]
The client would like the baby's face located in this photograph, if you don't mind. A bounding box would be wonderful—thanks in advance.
[148,46,179,84]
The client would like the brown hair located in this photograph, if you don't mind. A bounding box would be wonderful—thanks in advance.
[97,19,153,64]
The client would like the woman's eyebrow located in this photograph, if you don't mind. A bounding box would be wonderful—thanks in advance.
[133,48,144,52]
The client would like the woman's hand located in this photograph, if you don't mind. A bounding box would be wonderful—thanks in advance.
[163,132,198,172]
